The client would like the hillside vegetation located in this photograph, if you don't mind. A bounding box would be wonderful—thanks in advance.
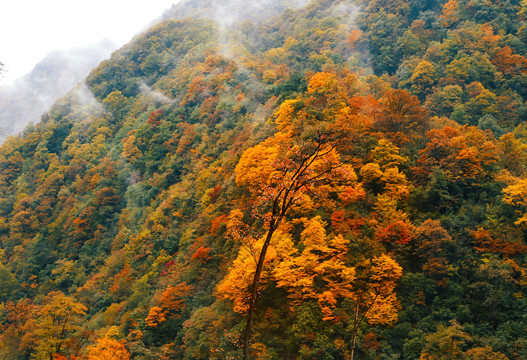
[1,0,527,359]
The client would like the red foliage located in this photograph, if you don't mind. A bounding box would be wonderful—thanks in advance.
[210,214,228,234]
[331,210,366,235]
[471,228,527,257]
[208,186,222,204]
[165,259,175,270]
[191,246,211,263]
[147,109,165,128]
[375,221,412,245]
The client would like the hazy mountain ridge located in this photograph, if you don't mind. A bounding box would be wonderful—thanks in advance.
[0,39,116,143]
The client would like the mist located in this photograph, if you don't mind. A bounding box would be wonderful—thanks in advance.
[0,40,116,143]
[160,0,310,26]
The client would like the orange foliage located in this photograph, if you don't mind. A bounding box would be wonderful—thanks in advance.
[415,125,499,183]
[110,263,133,296]
[145,306,166,328]
[159,283,194,314]
[375,220,413,245]
[273,217,356,320]
[375,89,429,147]
[331,210,366,235]
[146,282,194,327]
[308,72,338,95]
[492,46,527,75]
[440,0,459,27]
[216,231,294,314]
[191,246,211,263]
[209,214,228,234]
[471,228,527,257]
[348,28,363,49]
[86,337,129,360]
[338,184,366,205]
[70,206,95,239]
[361,254,403,326]
[176,123,197,155]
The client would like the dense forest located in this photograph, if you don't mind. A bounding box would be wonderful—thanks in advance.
[1,0,527,358]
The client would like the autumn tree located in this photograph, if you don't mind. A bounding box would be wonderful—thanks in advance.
[440,0,459,27]
[229,71,361,359]
[415,125,499,184]
[502,177,527,229]
[273,217,356,320]
[348,254,402,360]
[145,282,194,327]
[30,291,87,360]
[86,328,130,360]
[374,89,429,148]
[0,299,35,359]
[414,219,454,285]
[410,60,436,100]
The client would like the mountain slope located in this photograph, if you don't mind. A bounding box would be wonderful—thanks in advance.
[0,0,527,359]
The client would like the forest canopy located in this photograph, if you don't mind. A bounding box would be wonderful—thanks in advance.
[0,0,527,359]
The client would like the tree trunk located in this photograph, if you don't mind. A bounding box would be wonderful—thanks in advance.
[350,300,360,360]
[242,222,278,360]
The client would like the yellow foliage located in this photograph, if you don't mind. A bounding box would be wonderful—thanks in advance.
[365,254,403,326]
[86,337,130,360]
[503,178,527,208]
[360,163,383,184]
[382,167,410,201]
[503,178,527,228]
[372,139,408,170]
[32,291,87,360]
[216,231,295,313]
[273,217,356,319]
[308,72,338,95]
[234,136,282,190]
[274,99,297,131]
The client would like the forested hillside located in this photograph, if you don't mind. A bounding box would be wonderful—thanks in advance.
[1,0,527,359]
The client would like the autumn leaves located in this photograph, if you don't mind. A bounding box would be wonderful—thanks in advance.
[215,71,409,358]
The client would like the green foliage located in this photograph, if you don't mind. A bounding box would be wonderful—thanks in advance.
[1,0,527,359]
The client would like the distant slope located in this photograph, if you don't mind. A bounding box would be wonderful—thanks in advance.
[0,39,116,143]
[160,0,310,23]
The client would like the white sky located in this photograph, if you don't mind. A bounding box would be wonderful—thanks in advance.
[0,0,179,84]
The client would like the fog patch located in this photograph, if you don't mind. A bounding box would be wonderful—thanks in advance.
[72,81,105,111]
[140,82,175,104]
